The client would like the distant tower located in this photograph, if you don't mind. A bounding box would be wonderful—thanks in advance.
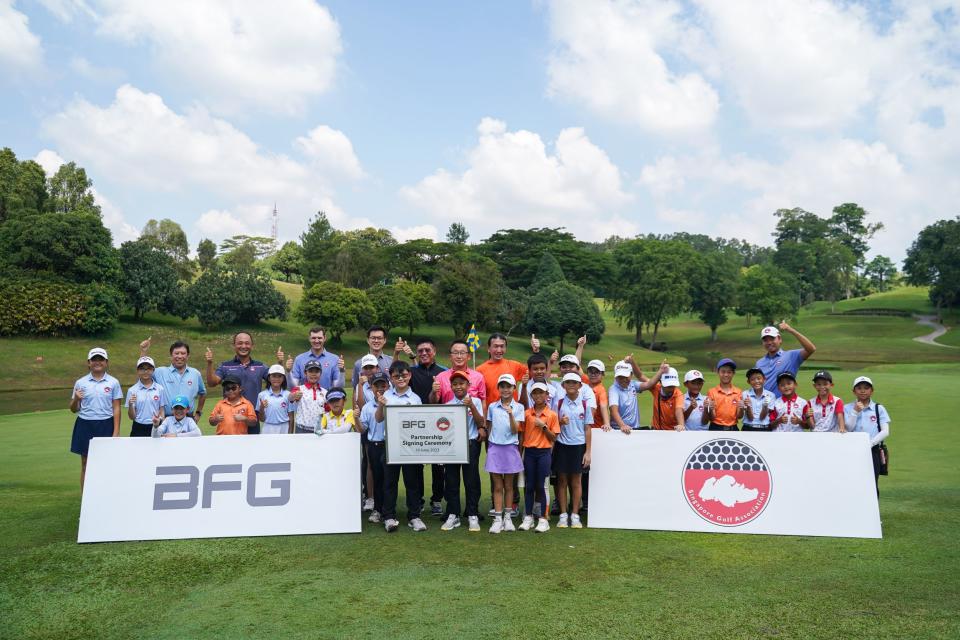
[271,203,279,243]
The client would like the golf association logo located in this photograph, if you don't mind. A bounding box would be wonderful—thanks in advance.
[682,439,771,527]
[436,416,451,432]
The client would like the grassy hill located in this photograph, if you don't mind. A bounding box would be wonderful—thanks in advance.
[0,285,956,415]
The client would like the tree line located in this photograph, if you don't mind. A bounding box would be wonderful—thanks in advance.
[1,147,954,340]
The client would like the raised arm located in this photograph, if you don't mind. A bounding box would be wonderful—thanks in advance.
[779,320,816,361]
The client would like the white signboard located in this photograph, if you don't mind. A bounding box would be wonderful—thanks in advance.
[385,405,469,464]
[78,434,361,543]
[589,431,881,538]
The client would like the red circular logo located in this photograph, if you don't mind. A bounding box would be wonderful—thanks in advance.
[436,417,451,432]
[682,439,771,527]
[104,387,111,393]
[153,395,159,401]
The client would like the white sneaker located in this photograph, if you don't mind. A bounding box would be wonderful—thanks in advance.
[408,517,427,532]
[489,516,503,534]
[557,513,569,528]
[384,518,399,532]
[502,514,516,532]
[535,518,550,533]
[467,516,480,532]
[368,510,381,524]
[519,515,535,531]
[570,513,583,529]
[363,497,374,512]
[441,514,461,531]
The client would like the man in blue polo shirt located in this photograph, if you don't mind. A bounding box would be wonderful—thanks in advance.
[205,331,270,434]
[754,321,817,397]
[286,325,344,389]
[140,338,207,419]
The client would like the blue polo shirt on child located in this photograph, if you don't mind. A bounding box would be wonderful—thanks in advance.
[383,387,421,406]
[154,416,201,437]
[256,389,293,426]
[557,395,593,445]
[359,402,385,442]
[608,380,642,429]
[742,388,777,428]
[683,392,709,430]
[447,395,483,440]
[485,400,524,445]
[154,364,206,415]
[756,349,805,397]
[125,380,165,424]
[73,373,123,420]
[844,401,891,445]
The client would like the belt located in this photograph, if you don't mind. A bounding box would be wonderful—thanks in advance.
[368,440,384,446]
[295,424,316,432]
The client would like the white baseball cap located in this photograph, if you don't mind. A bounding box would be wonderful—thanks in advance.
[559,354,580,366]
[529,381,549,393]
[497,373,516,386]
[87,347,108,360]
[268,364,286,376]
[562,372,583,384]
[613,361,632,377]
[683,369,705,382]
[586,359,605,373]
[761,326,780,338]
[136,356,155,368]
[661,367,680,387]
[360,354,378,367]
[852,375,874,388]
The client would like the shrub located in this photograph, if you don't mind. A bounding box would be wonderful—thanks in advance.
[0,279,121,335]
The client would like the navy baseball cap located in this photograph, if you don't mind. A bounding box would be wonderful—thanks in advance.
[776,371,796,382]
[222,374,241,386]
[745,367,764,380]
[370,371,389,385]
[305,360,322,371]
[716,358,737,371]
[812,370,833,382]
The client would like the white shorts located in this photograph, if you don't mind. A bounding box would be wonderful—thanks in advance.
[261,422,289,435]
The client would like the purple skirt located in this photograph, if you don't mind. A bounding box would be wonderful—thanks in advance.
[485,443,523,474]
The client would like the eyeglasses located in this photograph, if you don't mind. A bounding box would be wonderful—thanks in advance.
[417,347,434,353]
[450,350,468,356]
[223,384,239,391]
[391,373,409,380]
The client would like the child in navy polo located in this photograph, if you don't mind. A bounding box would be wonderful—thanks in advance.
[152,396,201,437]
[125,356,164,437]
[70,347,123,488]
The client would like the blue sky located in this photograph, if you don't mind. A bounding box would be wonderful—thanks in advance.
[2,0,958,263]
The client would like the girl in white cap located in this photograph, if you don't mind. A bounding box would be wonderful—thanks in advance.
[256,364,294,434]
[69,347,122,489]
[484,373,525,533]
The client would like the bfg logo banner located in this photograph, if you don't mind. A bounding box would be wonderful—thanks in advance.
[78,434,361,542]
[153,463,291,510]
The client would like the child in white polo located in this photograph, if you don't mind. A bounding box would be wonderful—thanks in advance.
[152,395,201,437]
[682,370,709,431]
[125,356,164,437]
[809,370,845,433]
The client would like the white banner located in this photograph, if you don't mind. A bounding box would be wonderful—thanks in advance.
[78,434,361,543]
[385,405,469,464]
[589,431,881,538]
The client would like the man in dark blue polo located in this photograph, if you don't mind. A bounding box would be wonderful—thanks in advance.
[205,331,270,434]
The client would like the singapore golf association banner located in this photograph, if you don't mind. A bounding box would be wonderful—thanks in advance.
[589,431,882,539]
[78,434,362,543]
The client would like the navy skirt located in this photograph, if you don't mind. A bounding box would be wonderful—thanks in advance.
[71,417,114,456]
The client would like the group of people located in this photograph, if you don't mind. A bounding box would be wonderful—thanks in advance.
[69,321,892,533]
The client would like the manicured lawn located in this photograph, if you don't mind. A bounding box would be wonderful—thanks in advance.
[1,362,958,638]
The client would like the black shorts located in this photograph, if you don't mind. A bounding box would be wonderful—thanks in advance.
[552,442,586,475]
[130,421,153,437]
[70,417,113,456]
[741,425,769,432]
[709,424,740,432]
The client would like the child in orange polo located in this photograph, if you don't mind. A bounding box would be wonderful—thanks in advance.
[705,358,743,432]
[519,382,560,533]
[208,374,257,435]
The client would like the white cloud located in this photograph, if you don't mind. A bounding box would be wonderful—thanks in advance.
[295,125,365,181]
[34,149,139,244]
[390,224,439,243]
[37,0,93,22]
[698,475,758,508]
[196,209,252,239]
[0,0,43,72]
[546,0,719,135]
[401,117,632,241]
[41,85,365,245]
[93,0,342,115]
[694,0,878,130]
[68,56,124,83]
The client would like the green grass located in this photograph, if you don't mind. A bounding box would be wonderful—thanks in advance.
[1,364,959,639]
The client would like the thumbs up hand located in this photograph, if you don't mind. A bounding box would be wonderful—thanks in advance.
[530,334,540,352]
